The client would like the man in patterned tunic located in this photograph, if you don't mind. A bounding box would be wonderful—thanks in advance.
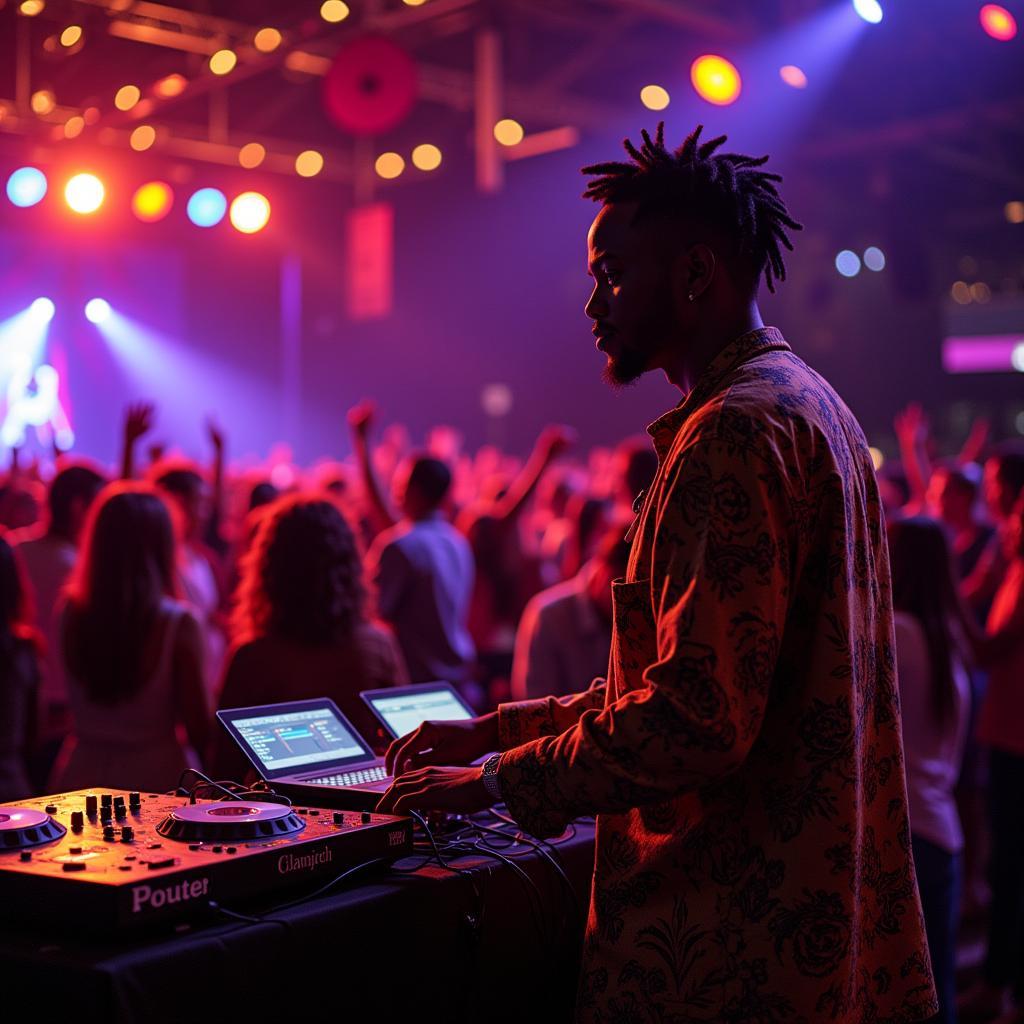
[378,124,938,1023]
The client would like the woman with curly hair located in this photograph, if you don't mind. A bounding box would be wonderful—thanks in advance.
[210,495,407,779]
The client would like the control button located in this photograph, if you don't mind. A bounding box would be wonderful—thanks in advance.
[296,808,308,815]
[226,847,237,854]
[121,827,134,843]
[85,794,98,816]
[100,807,112,824]
[188,844,201,851]
[310,809,319,816]
[101,794,113,808]
[212,845,222,853]
[118,865,132,871]
[361,812,371,824]
[146,858,176,870]
[63,861,87,872]
[69,846,82,854]
[44,804,57,814]
[71,811,84,831]
[103,826,117,842]
[333,812,345,825]
[129,792,141,809]
[19,851,31,862]
[124,855,137,861]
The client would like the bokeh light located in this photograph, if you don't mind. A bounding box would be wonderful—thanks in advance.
[493,118,524,146]
[320,0,350,22]
[412,144,442,171]
[951,281,971,304]
[254,27,282,53]
[295,150,324,177]
[209,49,237,75]
[60,25,82,47]
[64,173,105,214]
[85,298,111,324]
[63,115,85,139]
[131,181,174,223]
[154,74,187,98]
[780,65,808,89]
[186,187,227,227]
[852,0,883,24]
[835,250,861,277]
[114,84,141,111]
[19,0,45,16]
[6,167,48,207]
[980,4,1017,41]
[31,89,56,115]
[690,55,741,106]
[30,298,56,323]
[229,191,271,233]
[640,85,670,111]
[869,447,885,471]
[238,142,266,169]
[375,152,405,179]
[863,246,886,271]
[1006,201,1024,224]
[1013,342,1024,373]
[130,124,156,151]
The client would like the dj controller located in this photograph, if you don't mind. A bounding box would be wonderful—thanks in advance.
[0,788,412,932]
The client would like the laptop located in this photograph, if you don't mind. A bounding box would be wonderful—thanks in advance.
[360,681,476,741]
[216,698,395,811]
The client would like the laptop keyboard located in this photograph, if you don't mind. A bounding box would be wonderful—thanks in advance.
[305,764,389,787]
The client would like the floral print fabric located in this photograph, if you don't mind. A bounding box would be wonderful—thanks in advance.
[496,328,938,1023]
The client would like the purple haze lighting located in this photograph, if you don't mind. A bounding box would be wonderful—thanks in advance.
[942,334,1024,374]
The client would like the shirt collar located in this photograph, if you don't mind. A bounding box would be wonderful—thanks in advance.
[646,326,790,457]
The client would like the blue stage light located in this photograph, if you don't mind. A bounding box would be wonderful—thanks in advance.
[6,167,48,208]
[186,187,227,227]
[30,297,56,323]
[852,0,883,24]
[835,250,861,278]
[863,246,886,272]
[85,298,111,323]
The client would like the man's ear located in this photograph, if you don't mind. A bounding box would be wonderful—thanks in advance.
[684,243,716,299]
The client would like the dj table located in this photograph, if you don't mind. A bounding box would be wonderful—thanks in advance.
[0,813,594,1024]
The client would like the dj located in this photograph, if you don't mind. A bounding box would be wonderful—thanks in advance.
[378,124,938,1023]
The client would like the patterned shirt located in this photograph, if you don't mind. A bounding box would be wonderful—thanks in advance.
[496,328,938,1023]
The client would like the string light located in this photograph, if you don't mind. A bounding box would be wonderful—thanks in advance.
[115,84,141,111]
[411,144,442,171]
[320,1,350,22]
[60,25,83,47]
[254,28,282,52]
[375,152,405,179]
[493,119,524,146]
[209,49,237,75]
[295,150,324,177]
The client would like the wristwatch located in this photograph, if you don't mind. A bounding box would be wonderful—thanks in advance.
[481,753,503,804]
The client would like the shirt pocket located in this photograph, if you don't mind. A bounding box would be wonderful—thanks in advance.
[609,577,656,696]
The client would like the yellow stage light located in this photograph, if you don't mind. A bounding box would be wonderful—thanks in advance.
[209,49,237,76]
[691,54,742,106]
[132,181,174,223]
[295,150,324,177]
[374,152,405,179]
[411,144,442,171]
[229,191,271,233]
[493,118,524,146]
[65,173,105,214]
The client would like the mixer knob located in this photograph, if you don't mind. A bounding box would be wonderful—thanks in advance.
[129,792,141,808]
[101,794,113,808]
[361,811,371,824]
[62,861,86,872]
[19,851,31,862]
[71,811,84,831]
[100,807,112,824]
[333,812,345,825]
[103,826,117,842]
[121,826,134,843]
[44,804,57,814]
[85,794,98,816]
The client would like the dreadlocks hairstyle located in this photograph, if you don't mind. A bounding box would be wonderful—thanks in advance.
[581,123,803,293]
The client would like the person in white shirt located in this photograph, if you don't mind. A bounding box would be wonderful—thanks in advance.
[14,461,106,788]
[511,526,629,701]
[889,516,971,1024]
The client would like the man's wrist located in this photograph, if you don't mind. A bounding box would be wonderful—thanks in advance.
[481,752,502,803]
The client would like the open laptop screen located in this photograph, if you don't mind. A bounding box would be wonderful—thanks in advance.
[217,699,375,781]
[361,683,474,740]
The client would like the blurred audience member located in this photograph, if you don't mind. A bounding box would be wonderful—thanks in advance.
[211,495,407,778]
[511,526,629,702]
[889,517,971,1024]
[52,484,208,793]
[0,534,42,802]
[610,435,659,519]
[926,463,993,582]
[13,461,106,788]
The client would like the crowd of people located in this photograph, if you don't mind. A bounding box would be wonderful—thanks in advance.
[0,396,1022,1024]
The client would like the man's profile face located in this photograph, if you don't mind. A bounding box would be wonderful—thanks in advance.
[584,202,682,388]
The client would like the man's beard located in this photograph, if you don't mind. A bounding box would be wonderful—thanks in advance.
[601,342,649,389]
[600,286,675,390]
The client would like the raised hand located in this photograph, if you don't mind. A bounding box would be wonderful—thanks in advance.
[123,402,156,445]
[205,416,225,454]
[347,400,376,440]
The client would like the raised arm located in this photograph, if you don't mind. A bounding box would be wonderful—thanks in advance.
[893,403,931,512]
[347,401,398,537]
[120,402,155,480]
[493,424,576,523]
